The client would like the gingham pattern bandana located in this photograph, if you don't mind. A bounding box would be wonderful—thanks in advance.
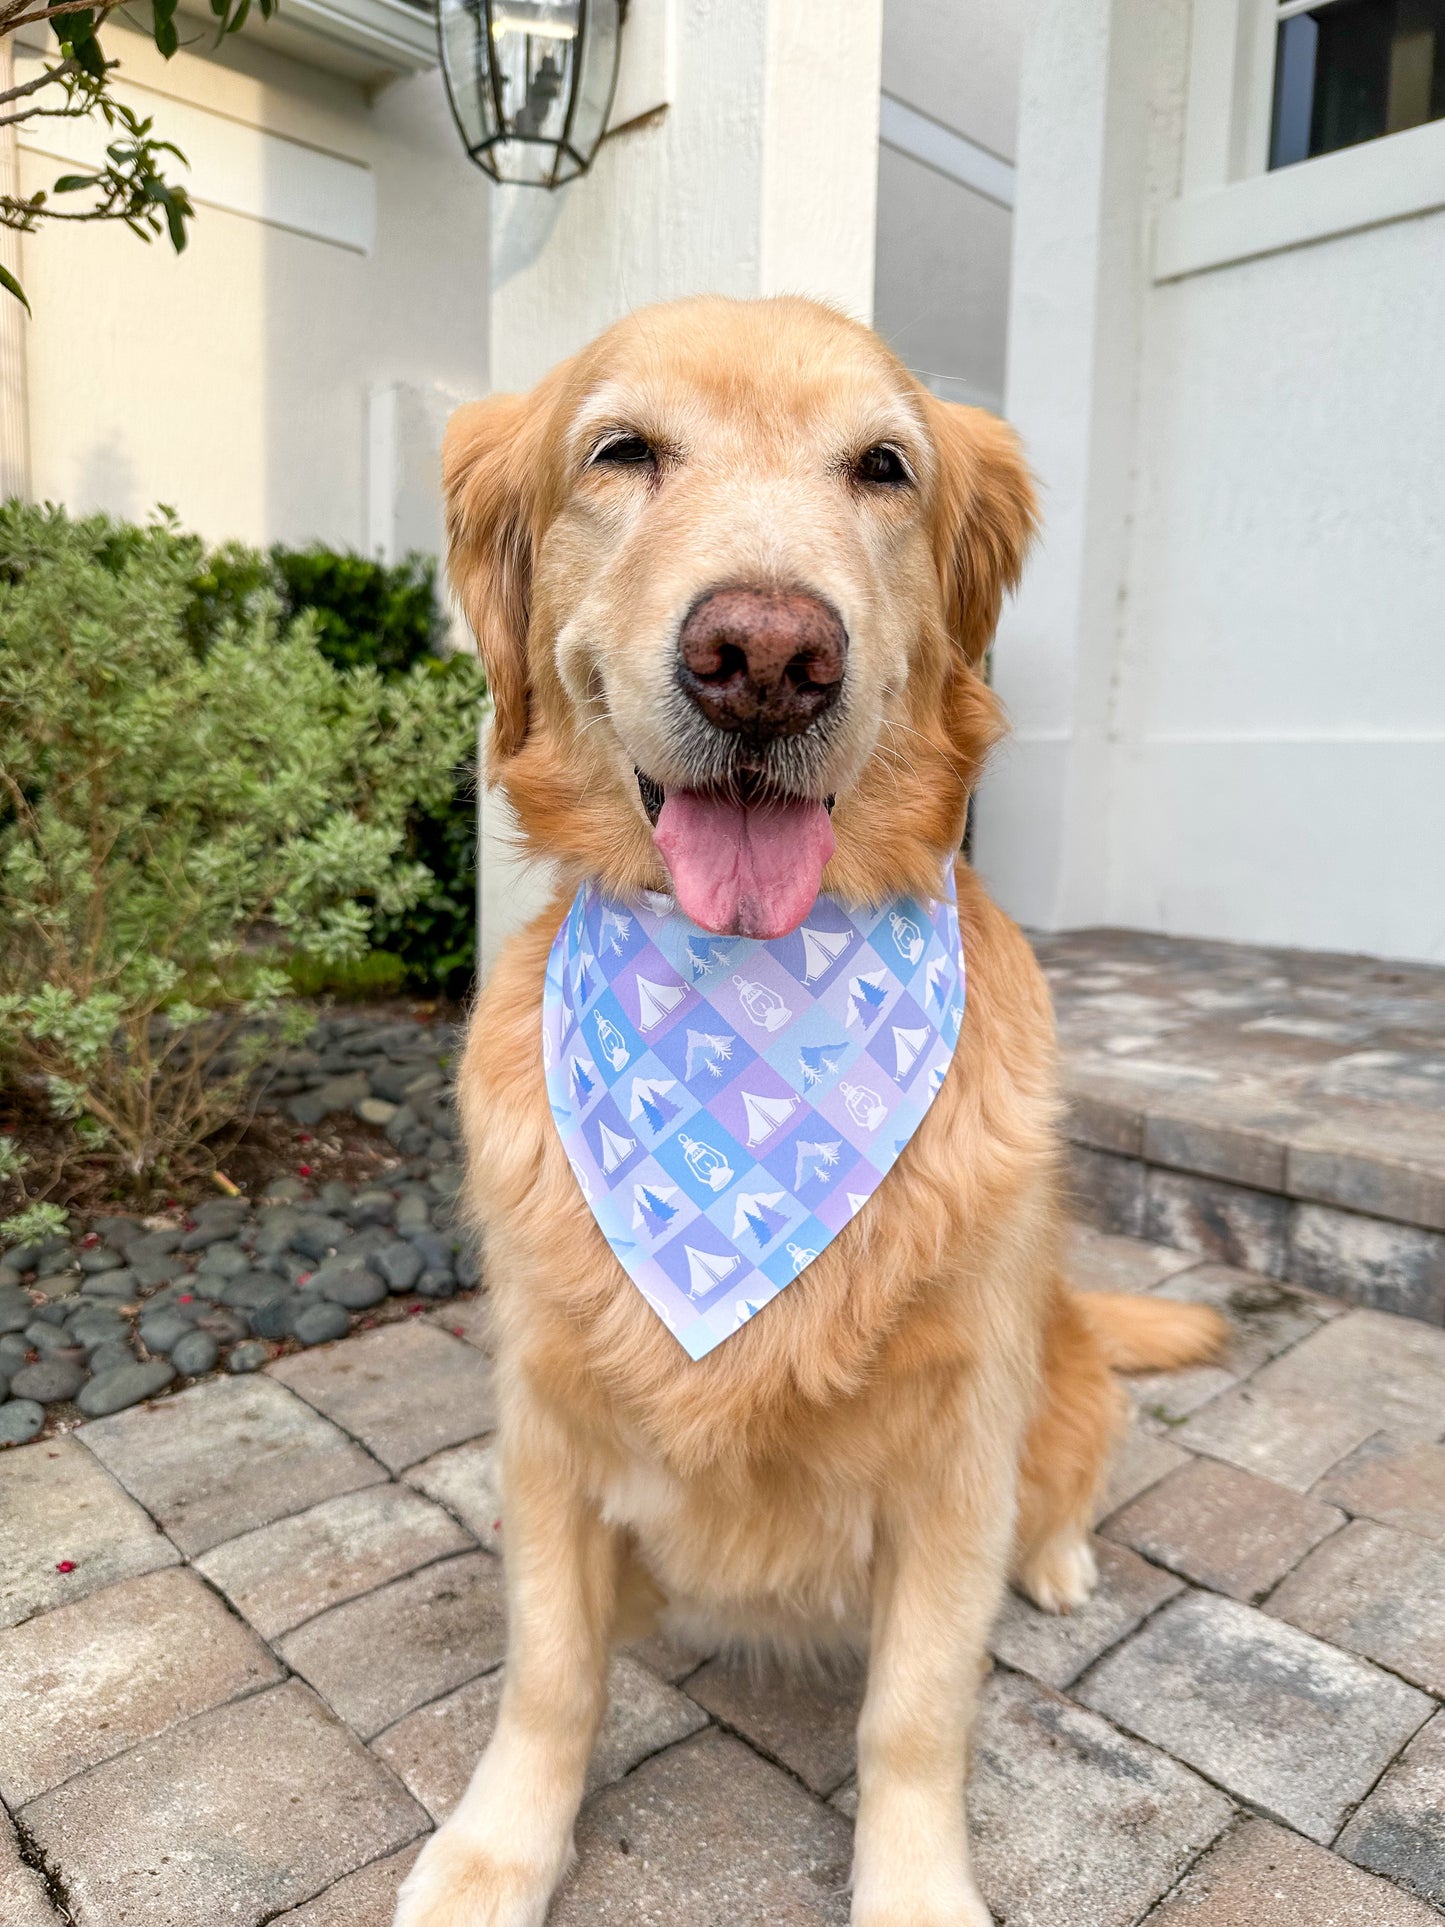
[542,872,965,1360]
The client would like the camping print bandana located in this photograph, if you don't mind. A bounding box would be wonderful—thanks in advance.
[541,870,966,1361]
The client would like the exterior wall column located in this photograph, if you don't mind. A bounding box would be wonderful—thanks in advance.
[970,0,1152,930]
[477,0,883,978]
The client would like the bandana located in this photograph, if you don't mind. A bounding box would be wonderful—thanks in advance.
[542,873,965,1359]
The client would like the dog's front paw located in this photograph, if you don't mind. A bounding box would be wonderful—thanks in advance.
[852,1892,994,1927]
[1013,1529,1098,1615]
[392,1827,557,1927]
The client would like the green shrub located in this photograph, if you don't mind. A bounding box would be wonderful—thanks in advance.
[179,543,480,996]
[0,502,480,1187]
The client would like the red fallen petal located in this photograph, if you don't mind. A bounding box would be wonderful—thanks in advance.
[55,1560,76,1574]
[297,1271,313,1284]
[407,1304,424,1316]
[297,1163,313,1177]
[178,1294,194,1304]
[82,1233,99,1247]
[451,1328,464,1338]
[492,1520,502,1534]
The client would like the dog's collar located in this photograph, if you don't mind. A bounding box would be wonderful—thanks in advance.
[541,874,965,1359]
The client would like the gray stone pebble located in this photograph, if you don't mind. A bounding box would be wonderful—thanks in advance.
[0,1399,44,1445]
[221,1272,292,1314]
[30,1301,69,1328]
[36,1248,78,1280]
[395,1194,431,1233]
[78,1245,124,1274]
[292,1300,351,1346]
[27,1322,79,1357]
[415,1269,457,1300]
[11,1358,86,1403]
[288,1214,348,1261]
[1,1240,43,1273]
[87,1339,138,1376]
[78,1358,175,1417]
[348,1188,396,1226]
[138,1309,197,1355]
[171,1329,220,1376]
[0,1333,29,1374]
[226,1340,270,1373]
[356,1097,398,1126]
[0,1288,32,1334]
[315,1266,387,1311]
[262,1176,307,1203]
[456,1244,482,1289]
[195,1307,249,1345]
[69,1310,129,1348]
[370,1241,422,1293]
[83,1267,139,1299]
[247,1294,297,1340]
[196,1242,250,1279]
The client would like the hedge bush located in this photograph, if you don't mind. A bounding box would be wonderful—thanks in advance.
[182,541,479,995]
[0,503,480,1189]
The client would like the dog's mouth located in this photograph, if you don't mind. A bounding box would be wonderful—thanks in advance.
[636,768,836,941]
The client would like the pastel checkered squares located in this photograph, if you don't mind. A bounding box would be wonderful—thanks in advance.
[542,875,965,1359]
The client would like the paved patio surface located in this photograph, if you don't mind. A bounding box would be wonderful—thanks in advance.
[1035,930,1445,1322]
[3,1231,1444,1925]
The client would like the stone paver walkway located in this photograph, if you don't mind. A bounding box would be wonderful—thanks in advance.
[3,1230,1445,1925]
[1035,930,1445,1323]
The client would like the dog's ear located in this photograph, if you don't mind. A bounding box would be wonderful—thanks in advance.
[924,396,1038,667]
[443,390,550,762]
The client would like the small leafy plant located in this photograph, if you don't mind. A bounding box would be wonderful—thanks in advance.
[0,502,481,1188]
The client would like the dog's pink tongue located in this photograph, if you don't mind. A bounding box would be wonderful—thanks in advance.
[654,791,834,940]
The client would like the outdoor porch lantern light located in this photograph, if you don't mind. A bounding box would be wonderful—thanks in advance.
[438,0,627,188]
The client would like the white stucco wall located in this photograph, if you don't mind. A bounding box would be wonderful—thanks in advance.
[486,0,882,393]
[17,20,488,552]
[872,0,1019,410]
[477,0,884,977]
[976,0,1445,963]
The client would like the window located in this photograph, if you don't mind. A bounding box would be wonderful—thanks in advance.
[1157,0,1445,279]
[1270,0,1445,166]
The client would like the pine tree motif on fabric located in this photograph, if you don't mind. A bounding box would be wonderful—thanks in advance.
[542,871,964,1360]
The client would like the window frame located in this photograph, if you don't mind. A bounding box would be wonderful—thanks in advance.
[1156,0,1445,281]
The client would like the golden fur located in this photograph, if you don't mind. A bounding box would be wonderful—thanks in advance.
[394,297,1221,1927]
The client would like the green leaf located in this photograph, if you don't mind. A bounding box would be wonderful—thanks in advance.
[50,174,98,194]
[226,0,252,31]
[0,263,31,313]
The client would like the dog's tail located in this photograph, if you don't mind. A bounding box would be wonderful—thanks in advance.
[1073,1291,1227,1373]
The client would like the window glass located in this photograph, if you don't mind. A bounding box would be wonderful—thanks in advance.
[1270,0,1445,167]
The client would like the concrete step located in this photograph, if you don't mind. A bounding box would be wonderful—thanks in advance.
[1032,929,1445,1327]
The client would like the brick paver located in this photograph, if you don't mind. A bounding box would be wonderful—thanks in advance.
[79,1375,386,1554]
[373,1654,708,1816]
[990,1538,1181,1688]
[3,1228,1444,1925]
[0,1808,61,1927]
[269,1320,495,1472]
[1316,1434,1445,1540]
[549,1730,853,1925]
[967,1670,1232,1927]
[1079,1590,1433,1841]
[269,1846,422,1925]
[20,1681,426,1926]
[1105,1457,1343,1603]
[1338,1709,1445,1907]
[0,1436,178,1627]
[402,1436,502,1550]
[278,1549,506,1738]
[1268,1518,1445,1696]
[194,1483,472,1639]
[1144,1816,1442,1924]
[0,1566,279,1805]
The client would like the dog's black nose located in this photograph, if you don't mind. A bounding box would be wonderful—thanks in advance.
[677,589,846,741]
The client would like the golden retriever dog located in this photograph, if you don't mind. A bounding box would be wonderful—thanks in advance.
[394,295,1221,1927]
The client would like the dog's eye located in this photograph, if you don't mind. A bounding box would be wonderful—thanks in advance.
[854,443,911,487]
[591,433,657,469]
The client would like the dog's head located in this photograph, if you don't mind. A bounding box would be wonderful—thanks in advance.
[446,295,1035,938]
